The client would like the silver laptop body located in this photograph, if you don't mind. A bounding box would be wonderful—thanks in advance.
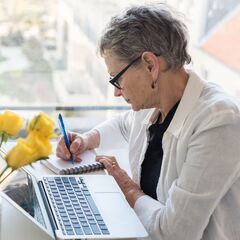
[1,169,148,240]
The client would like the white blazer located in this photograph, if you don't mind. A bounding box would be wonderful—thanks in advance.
[95,71,240,240]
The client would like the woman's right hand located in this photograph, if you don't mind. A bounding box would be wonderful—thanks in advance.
[56,132,88,162]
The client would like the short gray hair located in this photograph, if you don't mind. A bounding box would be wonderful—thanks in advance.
[98,3,191,71]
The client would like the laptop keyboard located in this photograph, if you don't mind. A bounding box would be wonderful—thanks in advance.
[43,176,110,236]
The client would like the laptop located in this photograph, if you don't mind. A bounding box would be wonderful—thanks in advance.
[0,168,148,240]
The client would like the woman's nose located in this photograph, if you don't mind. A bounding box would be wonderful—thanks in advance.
[114,87,122,97]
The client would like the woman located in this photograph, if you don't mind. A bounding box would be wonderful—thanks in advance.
[57,3,240,240]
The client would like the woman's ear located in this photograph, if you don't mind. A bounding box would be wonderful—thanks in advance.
[142,52,160,79]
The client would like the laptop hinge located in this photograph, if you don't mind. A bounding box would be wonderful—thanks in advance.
[38,181,58,240]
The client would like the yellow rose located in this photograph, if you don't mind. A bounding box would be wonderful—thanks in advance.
[26,131,53,157]
[27,112,56,138]
[0,111,24,136]
[6,139,39,169]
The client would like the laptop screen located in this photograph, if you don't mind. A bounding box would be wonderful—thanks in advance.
[2,169,47,229]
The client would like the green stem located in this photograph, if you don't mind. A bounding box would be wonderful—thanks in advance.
[0,165,10,179]
[0,133,3,148]
[0,168,14,185]
[0,147,6,156]
[0,152,5,160]
[0,132,9,148]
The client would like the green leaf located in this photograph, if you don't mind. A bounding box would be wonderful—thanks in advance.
[31,115,41,131]
[0,133,3,148]
[36,156,49,161]
[2,133,9,143]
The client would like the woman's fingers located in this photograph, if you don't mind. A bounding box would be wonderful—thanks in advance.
[57,133,85,162]
[96,155,118,166]
[70,136,82,153]
[56,136,71,160]
[96,155,120,175]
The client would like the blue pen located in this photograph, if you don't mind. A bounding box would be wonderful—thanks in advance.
[58,113,74,164]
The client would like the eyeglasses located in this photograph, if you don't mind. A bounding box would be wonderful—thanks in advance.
[109,53,161,90]
[109,55,142,90]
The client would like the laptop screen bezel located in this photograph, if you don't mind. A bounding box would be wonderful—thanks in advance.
[0,168,55,239]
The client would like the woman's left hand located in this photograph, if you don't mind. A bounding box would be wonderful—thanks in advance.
[96,155,145,207]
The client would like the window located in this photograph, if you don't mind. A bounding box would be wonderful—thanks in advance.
[0,0,239,132]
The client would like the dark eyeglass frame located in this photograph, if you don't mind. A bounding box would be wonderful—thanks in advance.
[109,55,142,90]
[109,53,161,90]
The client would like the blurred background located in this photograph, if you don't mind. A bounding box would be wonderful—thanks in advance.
[0,0,239,134]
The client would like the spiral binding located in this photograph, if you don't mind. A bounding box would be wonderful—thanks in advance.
[59,162,105,175]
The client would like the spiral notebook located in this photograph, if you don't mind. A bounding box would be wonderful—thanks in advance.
[42,150,106,175]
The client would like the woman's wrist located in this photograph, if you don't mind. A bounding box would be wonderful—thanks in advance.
[82,129,100,150]
[125,188,145,208]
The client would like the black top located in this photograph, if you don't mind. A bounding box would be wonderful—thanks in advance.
[140,101,179,200]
